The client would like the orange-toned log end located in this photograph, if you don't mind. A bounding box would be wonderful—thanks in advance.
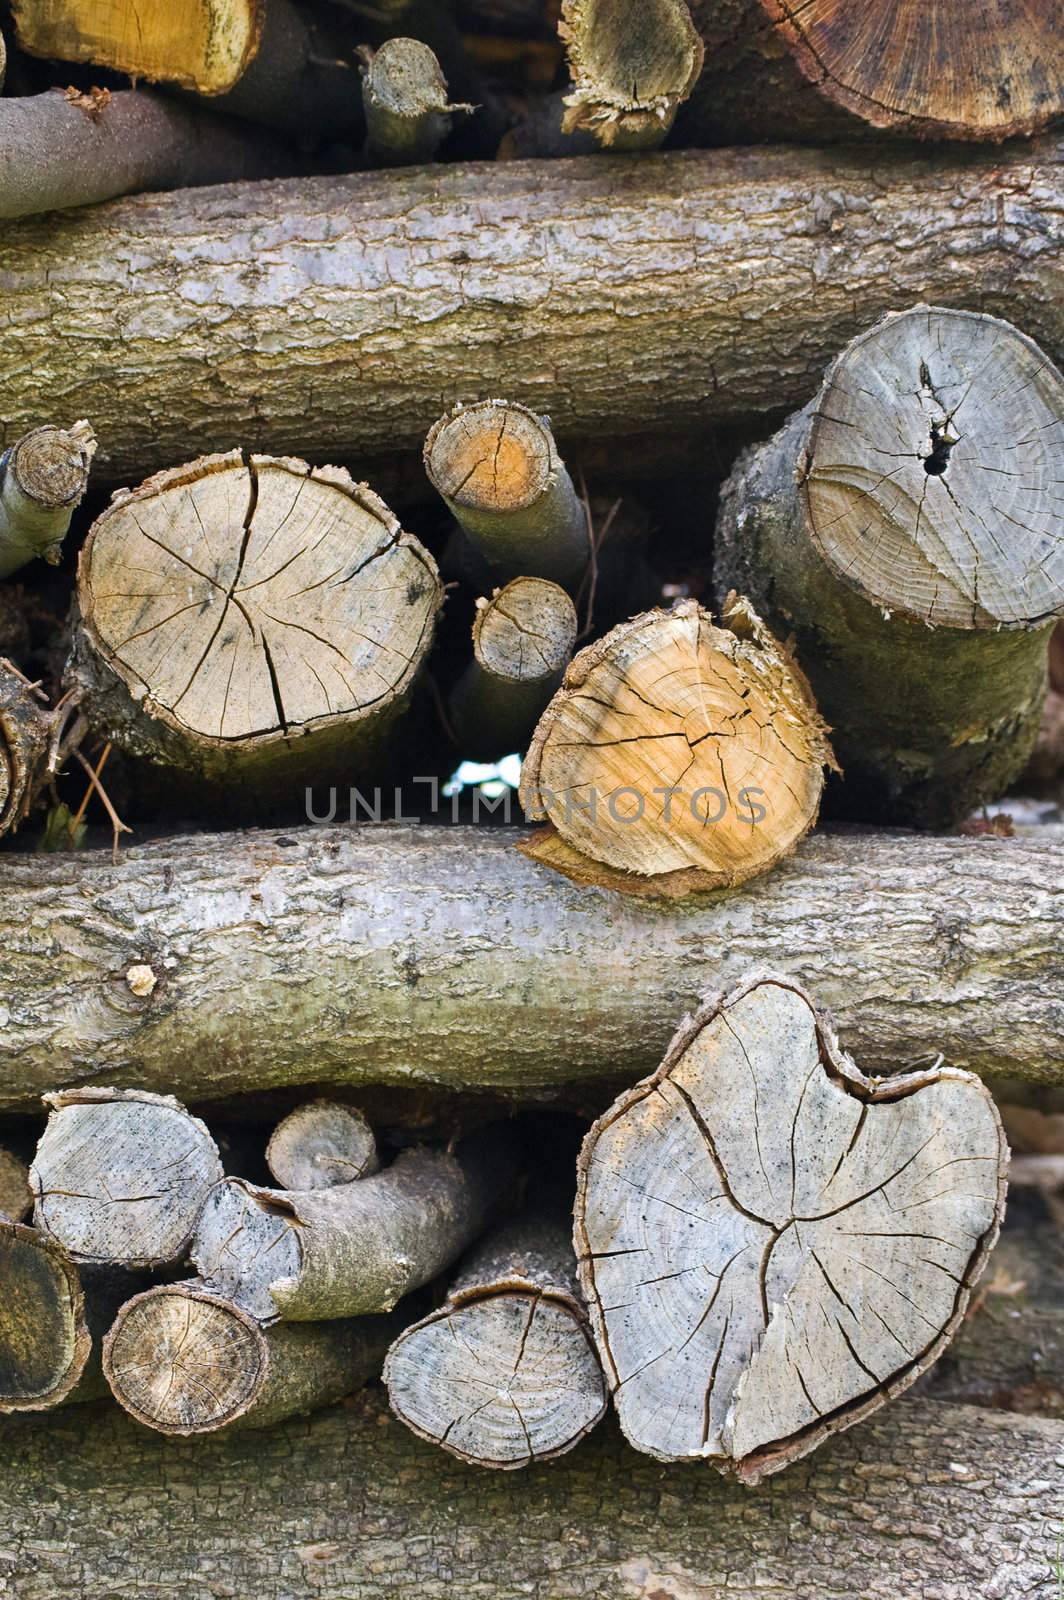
[517,596,836,898]
[761,0,1064,140]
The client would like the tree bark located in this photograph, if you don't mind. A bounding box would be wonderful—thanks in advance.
[0,1389,1058,1597]
[191,1136,518,1321]
[30,1088,224,1269]
[0,660,52,841]
[715,306,1064,828]
[103,1281,403,1434]
[519,596,835,895]
[2,137,1062,482]
[384,1215,608,1467]
[69,452,442,798]
[360,39,469,166]
[0,422,95,572]
[266,1100,380,1190]
[0,89,301,221]
[558,0,704,150]
[425,401,590,588]
[448,578,578,762]
[678,0,1064,146]
[1,824,1063,1108]
[0,1147,30,1223]
[574,972,1006,1481]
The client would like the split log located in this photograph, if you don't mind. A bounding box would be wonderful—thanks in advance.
[574,973,1007,1482]
[103,1282,401,1434]
[715,306,1064,828]
[11,0,364,138]
[0,1222,89,1412]
[0,89,301,221]
[1,823,1063,1108]
[30,1088,223,1269]
[69,452,442,796]
[680,0,1064,147]
[425,401,589,588]
[384,1216,608,1467]
[0,1148,31,1223]
[448,578,577,761]
[519,595,835,896]
[191,1136,517,1321]
[0,422,94,574]
[0,1389,1058,1598]
[0,660,52,840]
[5,138,1064,481]
[360,39,470,166]
[558,0,704,149]
[266,1100,380,1190]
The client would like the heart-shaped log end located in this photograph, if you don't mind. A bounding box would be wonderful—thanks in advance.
[574,973,1008,1483]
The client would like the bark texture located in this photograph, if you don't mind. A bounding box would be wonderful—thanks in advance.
[0,89,300,221]
[3,139,1063,481]
[0,824,1063,1107]
[192,1137,516,1321]
[0,1390,1059,1598]
[266,1100,380,1190]
[70,452,442,795]
[448,578,578,761]
[715,307,1064,828]
[519,596,835,895]
[0,421,95,572]
[30,1088,223,1268]
[0,1148,31,1223]
[559,0,704,149]
[384,1216,608,1467]
[104,1281,401,1434]
[0,661,52,841]
[574,973,1006,1481]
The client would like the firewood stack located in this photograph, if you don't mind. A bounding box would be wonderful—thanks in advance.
[0,0,1062,1594]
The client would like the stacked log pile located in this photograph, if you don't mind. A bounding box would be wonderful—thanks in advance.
[1,0,1063,1594]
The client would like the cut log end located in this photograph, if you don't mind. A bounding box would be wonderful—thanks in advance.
[31,1088,224,1268]
[192,1177,301,1323]
[361,37,470,166]
[575,973,1008,1482]
[0,1222,90,1412]
[560,0,704,148]
[473,579,578,683]
[0,420,96,575]
[103,1285,267,1434]
[803,306,1064,629]
[761,0,1064,140]
[12,0,265,94]
[518,595,835,895]
[266,1101,380,1190]
[73,451,441,785]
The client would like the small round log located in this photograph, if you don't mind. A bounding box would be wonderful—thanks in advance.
[266,1100,380,1190]
[384,1217,608,1468]
[714,305,1064,827]
[518,594,835,896]
[0,659,52,841]
[70,452,442,798]
[103,1282,399,1435]
[192,1137,517,1322]
[574,972,1008,1483]
[449,578,578,761]
[0,421,95,576]
[559,0,704,149]
[425,401,589,588]
[30,1088,224,1269]
[360,39,470,166]
[0,1221,90,1412]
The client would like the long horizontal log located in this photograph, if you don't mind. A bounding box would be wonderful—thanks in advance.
[0,137,1061,479]
[0,1390,1058,1597]
[0,825,1061,1110]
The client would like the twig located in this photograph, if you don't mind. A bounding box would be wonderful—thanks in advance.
[574,471,621,640]
[71,747,132,862]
